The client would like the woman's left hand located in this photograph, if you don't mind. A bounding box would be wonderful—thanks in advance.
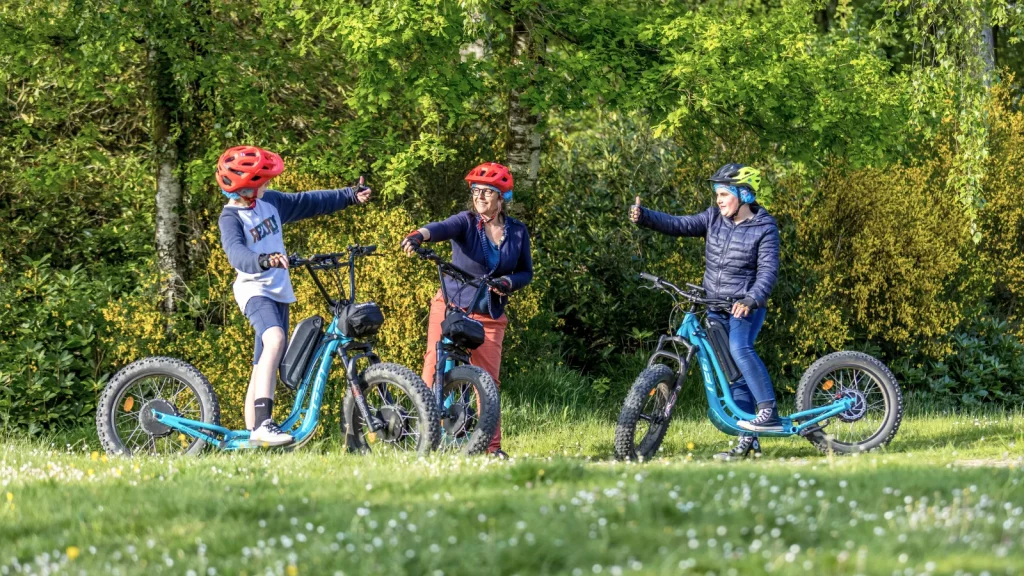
[731,297,756,318]
[490,277,512,296]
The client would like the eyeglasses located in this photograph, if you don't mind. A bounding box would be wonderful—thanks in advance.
[471,186,500,199]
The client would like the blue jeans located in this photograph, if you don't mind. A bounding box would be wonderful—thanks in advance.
[707,307,775,416]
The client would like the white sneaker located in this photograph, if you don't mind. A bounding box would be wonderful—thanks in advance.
[249,419,293,447]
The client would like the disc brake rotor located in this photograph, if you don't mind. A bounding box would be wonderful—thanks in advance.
[836,387,868,423]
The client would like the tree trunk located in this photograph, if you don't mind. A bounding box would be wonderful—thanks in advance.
[981,24,996,85]
[814,1,837,34]
[506,17,540,193]
[149,44,184,315]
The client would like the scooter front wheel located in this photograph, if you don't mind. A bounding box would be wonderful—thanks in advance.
[795,351,903,454]
[614,364,676,461]
[342,363,441,456]
[96,356,221,457]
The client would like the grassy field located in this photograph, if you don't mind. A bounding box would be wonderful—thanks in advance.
[2,404,1023,576]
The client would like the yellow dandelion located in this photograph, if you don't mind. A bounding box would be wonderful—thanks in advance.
[87,469,94,477]
[687,442,695,450]
[5,492,12,503]
[286,564,299,576]
[91,451,99,461]
[66,546,80,560]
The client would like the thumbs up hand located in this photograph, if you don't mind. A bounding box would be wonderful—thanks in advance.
[629,196,642,224]
[354,176,372,204]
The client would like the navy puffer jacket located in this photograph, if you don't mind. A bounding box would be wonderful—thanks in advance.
[636,205,780,307]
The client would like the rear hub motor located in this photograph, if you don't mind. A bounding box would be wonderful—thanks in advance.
[140,398,179,437]
[837,388,868,423]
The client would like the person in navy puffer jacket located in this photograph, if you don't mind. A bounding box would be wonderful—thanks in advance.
[631,163,781,460]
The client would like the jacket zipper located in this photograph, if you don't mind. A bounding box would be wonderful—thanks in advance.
[714,214,757,299]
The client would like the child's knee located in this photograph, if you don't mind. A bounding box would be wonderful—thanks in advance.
[262,326,286,351]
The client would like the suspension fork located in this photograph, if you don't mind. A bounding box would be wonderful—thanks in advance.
[647,336,695,420]
[434,340,448,408]
[340,343,381,432]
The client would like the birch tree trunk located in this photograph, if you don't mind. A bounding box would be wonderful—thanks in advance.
[506,17,540,192]
[149,45,184,315]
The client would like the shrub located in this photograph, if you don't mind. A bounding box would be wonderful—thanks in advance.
[0,256,113,432]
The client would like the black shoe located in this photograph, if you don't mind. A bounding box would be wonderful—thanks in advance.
[713,436,761,461]
[737,406,784,433]
[490,449,510,460]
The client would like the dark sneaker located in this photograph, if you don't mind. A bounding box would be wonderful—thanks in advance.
[737,407,784,433]
[713,436,761,461]
[490,449,510,460]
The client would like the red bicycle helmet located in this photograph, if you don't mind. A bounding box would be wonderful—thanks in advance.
[216,146,284,193]
[465,162,514,194]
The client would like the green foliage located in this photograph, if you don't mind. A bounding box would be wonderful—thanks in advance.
[640,0,915,167]
[893,314,1024,406]
[4,0,1024,433]
[0,256,113,432]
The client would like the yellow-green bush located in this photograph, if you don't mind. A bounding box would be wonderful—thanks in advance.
[979,81,1024,331]
[777,160,972,369]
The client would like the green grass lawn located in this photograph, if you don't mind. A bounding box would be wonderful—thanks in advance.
[2,406,1023,576]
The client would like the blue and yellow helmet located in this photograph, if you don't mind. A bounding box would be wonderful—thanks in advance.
[709,163,761,204]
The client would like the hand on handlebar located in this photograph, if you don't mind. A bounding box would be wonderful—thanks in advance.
[489,277,512,296]
[259,252,289,270]
[401,230,424,255]
[731,297,756,318]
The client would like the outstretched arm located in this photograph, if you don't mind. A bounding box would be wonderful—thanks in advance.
[263,188,361,225]
[635,206,713,237]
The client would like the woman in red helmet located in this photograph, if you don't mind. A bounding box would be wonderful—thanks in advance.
[217,145,372,446]
[401,162,534,459]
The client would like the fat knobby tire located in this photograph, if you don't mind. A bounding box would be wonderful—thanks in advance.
[614,364,676,461]
[795,351,903,454]
[96,356,220,457]
[342,362,442,456]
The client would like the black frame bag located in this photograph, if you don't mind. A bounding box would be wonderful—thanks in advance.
[338,301,384,338]
[280,315,325,390]
[441,310,485,350]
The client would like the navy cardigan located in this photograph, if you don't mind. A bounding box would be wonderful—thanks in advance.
[423,211,534,319]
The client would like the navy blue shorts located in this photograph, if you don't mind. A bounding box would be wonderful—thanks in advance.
[244,296,290,365]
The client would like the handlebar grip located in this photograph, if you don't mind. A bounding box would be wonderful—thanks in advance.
[639,272,660,283]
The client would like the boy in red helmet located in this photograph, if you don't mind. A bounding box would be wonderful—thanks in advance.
[217,146,372,446]
[401,162,533,458]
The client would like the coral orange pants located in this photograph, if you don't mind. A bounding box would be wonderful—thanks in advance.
[421,292,507,452]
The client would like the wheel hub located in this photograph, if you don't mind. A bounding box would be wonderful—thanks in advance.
[377,406,408,443]
[140,398,179,437]
[837,388,868,423]
[442,403,475,438]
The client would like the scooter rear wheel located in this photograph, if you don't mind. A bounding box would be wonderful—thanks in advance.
[96,356,220,457]
[795,351,903,454]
